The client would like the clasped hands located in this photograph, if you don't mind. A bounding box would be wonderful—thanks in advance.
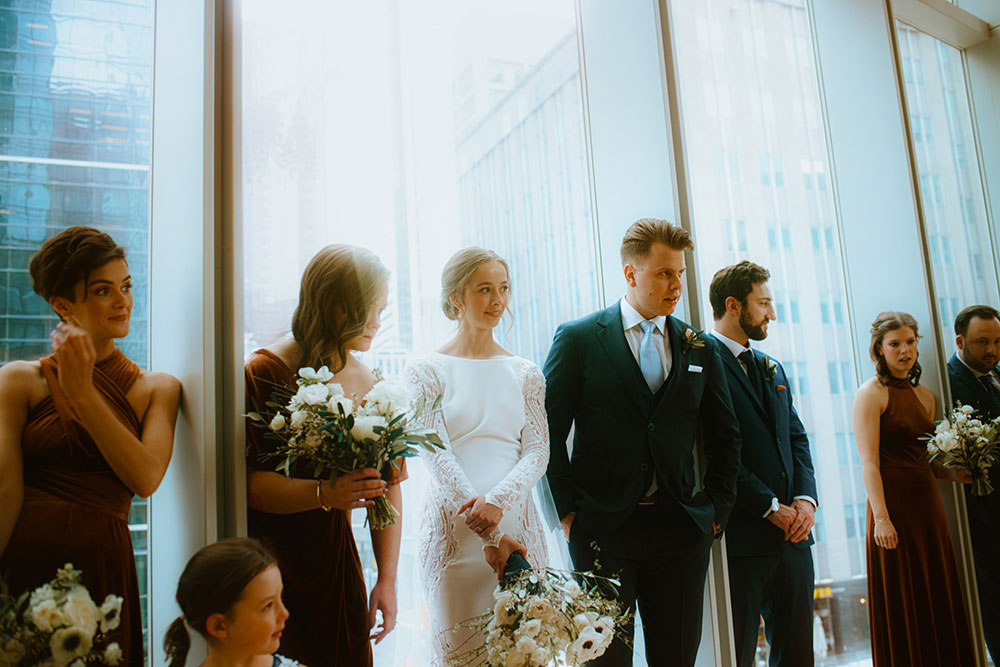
[767,498,814,543]
[460,496,527,581]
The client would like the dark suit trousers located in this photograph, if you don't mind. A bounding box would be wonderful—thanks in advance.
[569,503,714,667]
[728,542,814,667]
[971,536,1000,664]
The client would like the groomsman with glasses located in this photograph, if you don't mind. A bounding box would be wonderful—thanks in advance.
[947,304,1000,665]
[709,261,818,667]
[544,219,741,666]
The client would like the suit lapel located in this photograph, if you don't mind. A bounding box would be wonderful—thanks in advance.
[950,354,997,412]
[595,303,648,409]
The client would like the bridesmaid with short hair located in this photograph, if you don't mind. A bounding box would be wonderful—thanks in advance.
[0,225,182,666]
[244,244,405,666]
[852,311,975,665]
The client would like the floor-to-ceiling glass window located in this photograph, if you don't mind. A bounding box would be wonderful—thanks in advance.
[0,0,154,661]
[239,2,599,663]
[897,21,998,667]
[669,0,869,664]
[896,24,998,323]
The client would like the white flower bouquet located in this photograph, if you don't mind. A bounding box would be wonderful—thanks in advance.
[248,366,445,529]
[0,564,123,667]
[924,402,1000,496]
[446,558,630,666]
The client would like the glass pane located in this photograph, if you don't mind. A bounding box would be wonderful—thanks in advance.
[670,0,870,664]
[241,2,598,664]
[897,23,998,667]
[0,1,154,662]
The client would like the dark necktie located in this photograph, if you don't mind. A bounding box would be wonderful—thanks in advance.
[739,349,763,398]
[978,373,1000,410]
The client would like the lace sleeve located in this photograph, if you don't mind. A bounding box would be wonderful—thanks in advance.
[484,362,551,514]
[405,359,477,509]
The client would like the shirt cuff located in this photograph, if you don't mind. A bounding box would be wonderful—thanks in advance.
[793,495,818,509]
[762,497,778,519]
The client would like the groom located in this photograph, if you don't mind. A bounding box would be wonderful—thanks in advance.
[544,219,742,666]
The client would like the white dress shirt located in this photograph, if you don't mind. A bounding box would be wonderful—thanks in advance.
[710,329,817,517]
[621,296,672,379]
[621,296,670,497]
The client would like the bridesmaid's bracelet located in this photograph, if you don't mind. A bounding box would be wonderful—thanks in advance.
[317,480,332,512]
[874,517,890,524]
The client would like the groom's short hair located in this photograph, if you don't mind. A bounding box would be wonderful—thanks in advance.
[620,218,693,266]
[709,261,771,320]
[955,304,1000,337]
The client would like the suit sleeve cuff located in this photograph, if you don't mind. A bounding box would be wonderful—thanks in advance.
[793,495,818,509]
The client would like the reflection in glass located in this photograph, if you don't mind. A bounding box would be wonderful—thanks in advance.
[669,0,869,664]
[240,2,598,663]
[0,2,154,662]
[896,24,999,322]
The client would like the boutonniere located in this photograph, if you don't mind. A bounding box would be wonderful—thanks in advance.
[681,325,706,354]
[762,356,778,382]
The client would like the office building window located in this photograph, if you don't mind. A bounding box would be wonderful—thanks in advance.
[240,2,597,663]
[0,2,154,661]
[670,0,869,661]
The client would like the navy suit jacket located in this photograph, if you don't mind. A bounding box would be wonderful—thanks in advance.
[543,303,742,537]
[947,352,1000,548]
[717,341,817,557]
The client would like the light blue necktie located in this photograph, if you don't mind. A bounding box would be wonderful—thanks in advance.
[639,320,665,392]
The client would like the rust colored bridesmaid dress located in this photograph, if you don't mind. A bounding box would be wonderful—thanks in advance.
[245,349,406,667]
[0,349,145,666]
[866,376,976,666]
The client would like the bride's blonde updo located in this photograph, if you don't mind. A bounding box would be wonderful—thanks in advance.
[440,247,510,320]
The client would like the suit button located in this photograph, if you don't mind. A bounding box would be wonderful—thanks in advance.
[640,463,649,472]
[780,472,787,479]
[648,423,655,432]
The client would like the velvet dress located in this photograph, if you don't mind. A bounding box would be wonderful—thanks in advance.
[245,350,406,667]
[0,349,145,666]
[866,376,975,665]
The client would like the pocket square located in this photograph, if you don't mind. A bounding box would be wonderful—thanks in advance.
[776,385,786,391]
[688,365,703,373]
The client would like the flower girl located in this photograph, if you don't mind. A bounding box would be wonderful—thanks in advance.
[163,538,299,667]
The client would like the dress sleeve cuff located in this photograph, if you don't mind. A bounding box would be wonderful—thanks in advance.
[793,495,818,509]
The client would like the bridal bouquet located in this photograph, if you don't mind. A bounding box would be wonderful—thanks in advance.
[924,402,1000,496]
[248,366,445,528]
[0,564,123,667]
[446,558,630,666]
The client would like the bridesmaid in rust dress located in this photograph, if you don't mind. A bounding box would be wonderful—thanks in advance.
[0,226,181,666]
[852,311,975,666]
[245,244,405,667]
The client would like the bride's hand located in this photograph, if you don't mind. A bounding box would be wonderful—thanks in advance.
[459,495,503,536]
[484,535,528,581]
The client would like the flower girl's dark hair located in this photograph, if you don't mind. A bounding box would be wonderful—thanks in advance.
[163,538,277,667]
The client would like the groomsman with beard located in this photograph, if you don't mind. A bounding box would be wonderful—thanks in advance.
[708,261,817,667]
[947,304,1000,664]
[544,218,742,667]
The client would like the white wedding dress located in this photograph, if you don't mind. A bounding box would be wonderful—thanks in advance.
[406,352,551,664]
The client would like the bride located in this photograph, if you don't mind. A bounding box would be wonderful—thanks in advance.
[406,247,550,662]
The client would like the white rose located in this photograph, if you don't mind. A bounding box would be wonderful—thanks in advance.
[297,383,330,406]
[935,420,950,434]
[269,413,286,431]
[936,432,959,452]
[351,415,388,442]
[956,413,968,426]
[363,381,410,418]
[99,595,124,633]
[103,642,123,665]
[530,646,551,664]
[299,366,334,383]
[328,396,354,416]
[326,382,344,398]
[563,580,582,598]
[572,613,590,630]
[63,587,100,637]
[961,404,975,415]
[30,598,63,633]
[514,635,538,655]
[290,410,308,429]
